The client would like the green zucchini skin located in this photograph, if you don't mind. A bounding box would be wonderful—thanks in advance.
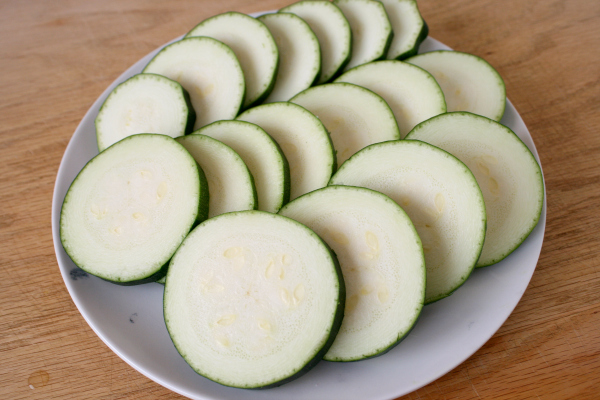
[193,161,210,225]
[397,19,428,60]
[103,261,169,286]
[181,83,197,135]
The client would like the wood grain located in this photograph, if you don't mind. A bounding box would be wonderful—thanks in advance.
[1,0,599,399]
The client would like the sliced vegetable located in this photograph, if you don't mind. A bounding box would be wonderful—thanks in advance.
[95,73,195,152]
[279,186,425,361]
[334,0,393,71]
[380,0,428,60]
[291,82,400,165]
[197,120,290,213]
[258,12,321,103]
[280,0,351,84]
[60,134,207,284]
[406,112,544,266]
[406,50,506,121]
[186,12,278,109]
[164,211,345,388]
[143,37,244,130]
[330,140,486,304]
[177,134,256,218]
[335,60,446,138]
[237,102,335,201]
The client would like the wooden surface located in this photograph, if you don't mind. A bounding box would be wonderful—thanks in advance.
[1,0,599,398]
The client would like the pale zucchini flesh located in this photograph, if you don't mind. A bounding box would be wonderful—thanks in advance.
[176,134,257,218]
[406,50,507,121]
[259,12,321,103]
[237,102,336,201]
[380,0,429,60]
[335,60,446,138]
[291,82,400,165]
[60,134,206,284]
[280,0,352,84]
[197,120,290,213]
[164,211,344,388]
[334,0,393,71]
[406,112,544,266]
[330,140,486,304]
[143,37,245,130]
[186,12,278,109]
[95,73,195,152]
[279,186,425,361]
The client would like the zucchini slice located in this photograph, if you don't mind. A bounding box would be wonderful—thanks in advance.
[406,50,507,121]
[176,134,256,218]
[197,120,290,213]
[60,134,207,284]
[237,102,335,201]
[330,140,486,304]
[406,112,544,267]
[186,12,278,109]
[380,0,428,60]
[280,0,352,84]
[143,37,244,130]
[279,186,425,361]
[335,60,446,138]
[290,82,400,165]
[334,0,393,71]
[164,211,344,388]
[258,12,321,103]
[95,73,195,152]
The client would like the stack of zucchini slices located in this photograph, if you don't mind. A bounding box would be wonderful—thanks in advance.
[60,0,544,390]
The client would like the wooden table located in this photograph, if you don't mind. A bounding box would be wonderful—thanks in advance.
[1,0,598,398]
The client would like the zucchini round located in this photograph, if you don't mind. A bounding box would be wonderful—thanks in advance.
[406,50,506,121]
[279,186,425,361]
[176,134,257,218]
[330,140,486,303]
[280,0,352,84]
[291,82,400,165]
[335,60,446,138]
[380,0,428,60]
[258,12,321,103]
[95,73,195,152]
[143,37,245,130]
[60,134,207,284]
[406,112,544,266]
[186,12,278,109]
[197,120,290,213]
[334,0,393,71]
[237,102,336,201]
[164,211,345,388]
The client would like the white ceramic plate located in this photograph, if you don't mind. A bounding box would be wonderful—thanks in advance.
[51,14,546,400]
